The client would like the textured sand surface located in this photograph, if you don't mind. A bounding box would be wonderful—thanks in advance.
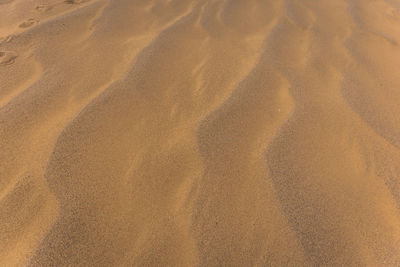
[1,0,400,266]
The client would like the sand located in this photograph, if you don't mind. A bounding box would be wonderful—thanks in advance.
[1,0,400,265]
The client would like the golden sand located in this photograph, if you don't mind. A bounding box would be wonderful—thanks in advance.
[1,0,400,265]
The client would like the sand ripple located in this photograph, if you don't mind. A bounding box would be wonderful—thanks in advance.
[1,0,400,265]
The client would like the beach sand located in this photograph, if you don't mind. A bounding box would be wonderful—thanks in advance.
[1,0,400,265]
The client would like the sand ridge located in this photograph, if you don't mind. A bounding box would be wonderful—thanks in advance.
[1,0,400,266]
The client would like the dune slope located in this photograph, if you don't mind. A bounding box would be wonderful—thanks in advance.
[1,0,400,266]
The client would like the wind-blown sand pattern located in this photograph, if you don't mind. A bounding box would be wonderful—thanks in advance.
[1,0,400,266]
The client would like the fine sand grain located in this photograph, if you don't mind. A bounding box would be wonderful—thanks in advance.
[1,0,400,266]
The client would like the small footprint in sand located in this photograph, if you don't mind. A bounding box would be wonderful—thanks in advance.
[0,51,18,66]
[64,0,90,4]
[0,35,14,44]
[0,0,14,4]
[35,4,53,12]
[36,0,89,12]
[19,18,39,28]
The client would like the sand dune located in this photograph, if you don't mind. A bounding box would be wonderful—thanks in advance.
[1,0,400,265]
